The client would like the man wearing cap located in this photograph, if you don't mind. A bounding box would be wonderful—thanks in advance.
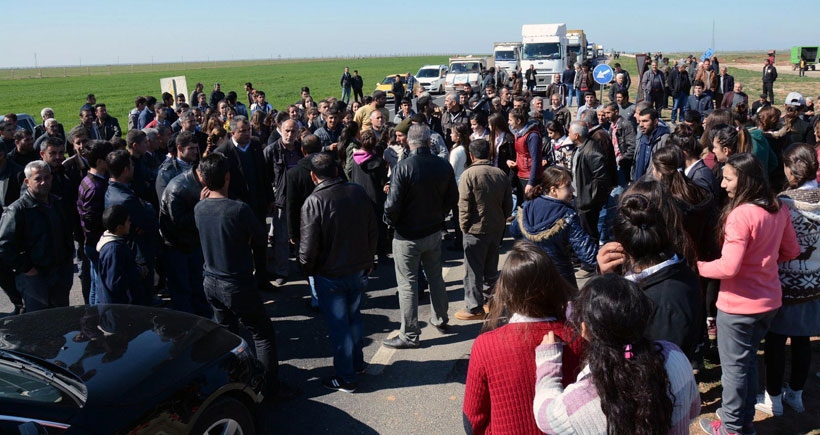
[720,83,749,110]
[762,60,778,105]
[784,92,816,145]
[353,91,389,132]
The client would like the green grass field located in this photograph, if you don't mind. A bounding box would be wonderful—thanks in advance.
[0,56,450,127]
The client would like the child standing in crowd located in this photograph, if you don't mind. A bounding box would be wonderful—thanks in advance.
[463,240,583,435]
[510,166,597,289]
[697,153,800,435]
[533,274,700,434]
[96,205,143,305]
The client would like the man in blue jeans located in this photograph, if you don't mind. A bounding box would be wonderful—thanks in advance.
[194,153,296,400]
[298,153,376,393]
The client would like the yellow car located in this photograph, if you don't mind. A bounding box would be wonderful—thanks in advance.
[375,74,418,100]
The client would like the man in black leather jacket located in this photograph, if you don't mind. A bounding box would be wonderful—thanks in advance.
[298,153,376,392]
[0,161,74,312]
[382,124,458,349]
[158,163,211,317]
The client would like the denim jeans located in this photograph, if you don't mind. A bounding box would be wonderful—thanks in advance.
[341,86,351,104]
[565,84,575,107]
[314,272,367,383]
[84,245,100,306]
[597,185,623,244]
[204,275,279,391]
[670,92,688,122]
[165,247,211,317]
[15,263,74,313]
[716,309,776,433]
[574,88,583,107]
[393,231,449,343]
[308,276,318,308]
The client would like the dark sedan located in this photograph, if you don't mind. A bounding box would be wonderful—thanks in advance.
[0,305,266,434]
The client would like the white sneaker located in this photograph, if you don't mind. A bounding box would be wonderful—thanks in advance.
[783,385,805,413]
[755,391,783,416]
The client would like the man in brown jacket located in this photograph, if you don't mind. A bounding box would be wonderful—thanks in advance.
[695,58,718,95]
[455,139,512,320]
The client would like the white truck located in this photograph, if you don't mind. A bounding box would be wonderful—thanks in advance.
[566,30,587,66]
[444,56,486,93]
[492,42,522,76]
[521,23,568,95]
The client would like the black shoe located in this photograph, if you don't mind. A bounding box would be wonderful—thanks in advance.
[355,364,368,375]
[446,243,463,252]
[382,336,419,349]
[322,376,358,393]
[433,322,449,333]
[274,277,287,286]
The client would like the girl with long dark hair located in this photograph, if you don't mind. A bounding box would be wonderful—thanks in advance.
[611,181,703,359]
[533,274,700,434]
[464,241,583,435]
[697,153,800,435]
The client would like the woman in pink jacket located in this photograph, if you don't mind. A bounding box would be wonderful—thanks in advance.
[697,153,800,435]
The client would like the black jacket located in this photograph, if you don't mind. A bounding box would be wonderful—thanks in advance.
[574,138,611,212]
[285,157,315,243]
[155,157,189,201]
[214,138,272,220]
[384,147,458,240]
[669,68,691,95]
[263,139,304,209]
[298,177,376,278]
[96,116,122,140]
[0,191,74,274]
[638,261,703,360]
[0,160,22,210]
[105,181,159,266]
[159,169,202,253]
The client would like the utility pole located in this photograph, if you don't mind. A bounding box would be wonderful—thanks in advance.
[711,20,715,53]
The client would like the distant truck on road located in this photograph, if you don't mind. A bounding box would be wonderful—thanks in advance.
[566,30,587,65]
[791,46,819,71]
[521,23,568,95]
[445,56,487,93]
[493,42,522,76]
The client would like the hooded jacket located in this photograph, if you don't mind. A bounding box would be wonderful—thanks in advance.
[96,231,143,305]
[510,195,597,284]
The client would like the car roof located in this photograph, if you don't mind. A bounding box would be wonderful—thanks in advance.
[419,64,447,69]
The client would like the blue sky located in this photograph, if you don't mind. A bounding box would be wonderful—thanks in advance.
[3,0,813,68]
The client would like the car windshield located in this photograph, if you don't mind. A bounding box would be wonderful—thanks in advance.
[568,45,583,55]
[380,76,397,85]
[495,51,516,61]
[416,69,439,78]
[450,62,480,74]
[0,351,87,406]
[522,43,562,60]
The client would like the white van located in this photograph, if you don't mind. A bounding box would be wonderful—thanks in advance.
[415,64,448,94]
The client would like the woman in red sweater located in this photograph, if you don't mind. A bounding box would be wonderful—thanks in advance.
[463,240,583,434]
[696,153,800,435]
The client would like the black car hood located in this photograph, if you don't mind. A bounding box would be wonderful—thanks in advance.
[0,305,241,406]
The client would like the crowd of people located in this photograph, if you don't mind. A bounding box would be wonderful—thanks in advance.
[0,56,818,433]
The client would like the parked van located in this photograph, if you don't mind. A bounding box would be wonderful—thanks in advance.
[415,64,448,94]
